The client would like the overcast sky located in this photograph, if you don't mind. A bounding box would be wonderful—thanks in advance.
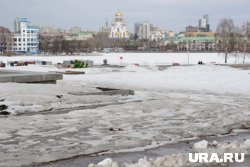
[1,0,250,32]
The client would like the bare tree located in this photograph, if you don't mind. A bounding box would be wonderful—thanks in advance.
[242,22,250,63]
[0,26,12,55]
[217,19,235,63]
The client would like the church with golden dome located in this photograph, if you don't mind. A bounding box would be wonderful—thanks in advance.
[109,11,129,39]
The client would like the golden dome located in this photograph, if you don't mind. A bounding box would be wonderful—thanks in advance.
[115,11,123,17]
[115,31,121,35]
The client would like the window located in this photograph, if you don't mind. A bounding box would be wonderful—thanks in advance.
[14,38,17,42]
[18,38,21,42]
[23,39,25,42]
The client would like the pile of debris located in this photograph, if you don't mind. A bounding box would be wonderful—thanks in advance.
[0,103,10,116]
[0,61,6,67]
[56,59,94,68]
[7,60,52,66]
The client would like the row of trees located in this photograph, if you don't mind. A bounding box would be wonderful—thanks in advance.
[39,32,133,54]
[217,19,250,63]
[39,32,169,54]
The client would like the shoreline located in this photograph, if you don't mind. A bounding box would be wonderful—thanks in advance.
[34,131,250,167]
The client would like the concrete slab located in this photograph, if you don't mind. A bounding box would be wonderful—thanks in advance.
[0,70,63,83]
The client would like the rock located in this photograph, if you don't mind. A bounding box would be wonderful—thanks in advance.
[0,111,10,115]
[137,157,151,167]
[193,140,208,150]
[56,95,63,98]
[243,139,250,149]
[109,128,123,131]
[212,140,218,147]
[0,104,8,111]
[103,59,108,65]
[97,158,114,166]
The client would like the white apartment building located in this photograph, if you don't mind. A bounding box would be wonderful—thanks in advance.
[12,18,40,54]
[109,12,129,39]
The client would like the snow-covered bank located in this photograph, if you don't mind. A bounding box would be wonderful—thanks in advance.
[0,52,250,65]
[68,64,250,95]
[89,139,250,167]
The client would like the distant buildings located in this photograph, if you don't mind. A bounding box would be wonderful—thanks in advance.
[12,18,40,54]
[177,32,218,51]
[99,20,110,33]
[109,11,129,39]
[134,21,174,42]
[64,31,93,41]
[68,26,82,34]
[185,15,210,33]
[39,26,64,34]
[186,25,199,32]
[39,26,82,35]
[1,13,238,53]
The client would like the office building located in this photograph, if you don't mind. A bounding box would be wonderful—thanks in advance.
[12,18,40,54]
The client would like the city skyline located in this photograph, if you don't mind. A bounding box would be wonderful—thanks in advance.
[1,0,250,32]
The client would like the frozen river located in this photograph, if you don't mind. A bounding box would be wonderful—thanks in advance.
[0,53,250,166]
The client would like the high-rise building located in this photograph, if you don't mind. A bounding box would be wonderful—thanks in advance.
[134,22,142,38]
[198,15,210,32]
[135,22,152,40]
[199,18,206,29]
[69,26,82,34]
[142,22,151,39]
[12,18,40,54]
[204,15,209,25]
[109,11,129,39]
